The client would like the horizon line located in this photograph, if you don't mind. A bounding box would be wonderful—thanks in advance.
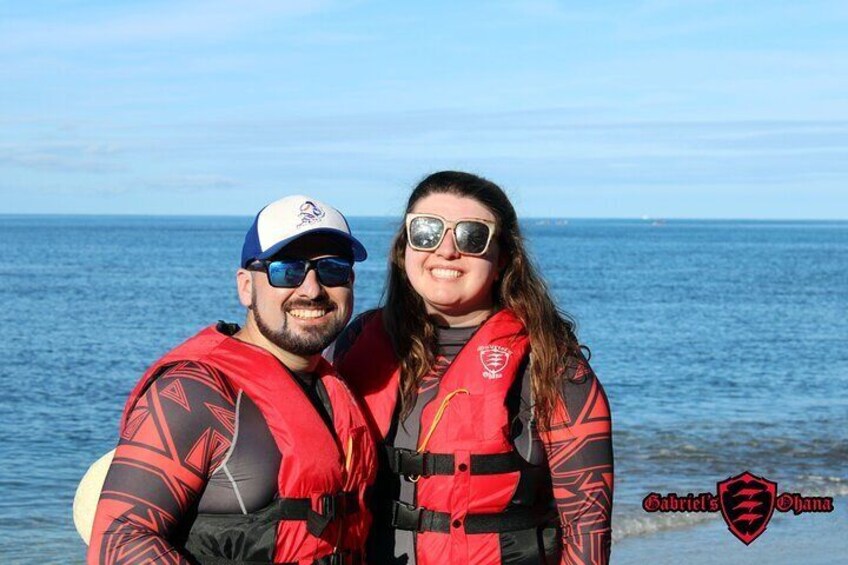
[1,212,846,222]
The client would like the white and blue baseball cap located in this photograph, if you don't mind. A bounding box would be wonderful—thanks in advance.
[241,195,367,267]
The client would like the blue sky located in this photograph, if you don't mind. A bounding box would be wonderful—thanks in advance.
[1,0,846,218]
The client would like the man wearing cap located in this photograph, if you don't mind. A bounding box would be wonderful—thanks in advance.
[86,196,377,565]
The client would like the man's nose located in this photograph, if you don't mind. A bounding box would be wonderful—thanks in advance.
[296,268,325,298]
[435,228,461,259]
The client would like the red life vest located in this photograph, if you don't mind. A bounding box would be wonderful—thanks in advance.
[121,325,377,565]
[337,310,553,565]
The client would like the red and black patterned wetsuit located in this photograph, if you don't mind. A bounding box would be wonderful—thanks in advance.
[330,312,614,565]
[88,331,337,564]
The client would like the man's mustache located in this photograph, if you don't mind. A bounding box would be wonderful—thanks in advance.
[284,298,336,311]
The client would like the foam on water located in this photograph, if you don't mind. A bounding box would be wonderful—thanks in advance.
[613,510,720,542]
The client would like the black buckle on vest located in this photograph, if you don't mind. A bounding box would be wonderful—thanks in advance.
[322,550,363,565]
[321,493,337,521]
[391,501,424,532]
[392,447,430,478]
[307,492,354,537]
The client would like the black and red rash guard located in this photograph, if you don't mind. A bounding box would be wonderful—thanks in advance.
[88,355,337,563]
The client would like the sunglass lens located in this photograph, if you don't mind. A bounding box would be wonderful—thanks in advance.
[455,221,491,254]
[315,258,353,286]
[409,216,444,249]
[267,260,308,288]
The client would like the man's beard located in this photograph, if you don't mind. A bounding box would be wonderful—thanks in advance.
[252,292,346,356]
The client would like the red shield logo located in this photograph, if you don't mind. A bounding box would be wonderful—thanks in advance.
[717,471,777,545]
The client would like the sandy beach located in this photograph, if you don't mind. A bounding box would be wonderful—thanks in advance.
[613,496,846,564]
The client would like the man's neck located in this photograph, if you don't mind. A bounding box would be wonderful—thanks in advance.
[233,316,319,373]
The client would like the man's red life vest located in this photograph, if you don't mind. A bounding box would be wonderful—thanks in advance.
[121,325,377,565]
[336,310,554,565]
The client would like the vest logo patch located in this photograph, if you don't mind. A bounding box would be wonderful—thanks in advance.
[478,345,511,379]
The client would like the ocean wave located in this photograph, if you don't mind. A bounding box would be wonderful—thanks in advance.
[612,511,719,542]
[793,475,848,497]
[634,436,848,468]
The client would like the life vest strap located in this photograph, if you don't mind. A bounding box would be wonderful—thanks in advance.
[287,551,365,565]
[271,491,359,520]
[278,492,360,537]
[386,446,527,477]
[198,550,364,565]
[221,492,359,537]
[391,500,557,534]
[188,494,362,564]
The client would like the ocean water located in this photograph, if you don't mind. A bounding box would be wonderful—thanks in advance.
[1,215,846,563]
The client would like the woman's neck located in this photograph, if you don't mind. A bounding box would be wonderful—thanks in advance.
[427,305,494,328]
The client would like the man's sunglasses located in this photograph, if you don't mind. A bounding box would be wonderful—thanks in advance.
[247,257,353,288]
[405,213,497,256]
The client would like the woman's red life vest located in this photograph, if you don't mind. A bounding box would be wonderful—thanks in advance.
[121,325,377,565]
[336,310,553,565]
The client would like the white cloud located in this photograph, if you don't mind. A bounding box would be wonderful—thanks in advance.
[0,0,331,51]
[152,174,243,192]
[0,141,125,172]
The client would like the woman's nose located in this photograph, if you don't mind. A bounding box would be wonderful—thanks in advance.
[435,228,461,259]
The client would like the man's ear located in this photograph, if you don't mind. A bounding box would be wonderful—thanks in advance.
[236,269,253,308]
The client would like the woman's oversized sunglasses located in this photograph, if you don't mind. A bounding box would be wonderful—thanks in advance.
[247,257,353,288]
[405,213,497,256]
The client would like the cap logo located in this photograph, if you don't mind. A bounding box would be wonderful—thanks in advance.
[478,345,511,379]
[296,200,325,228]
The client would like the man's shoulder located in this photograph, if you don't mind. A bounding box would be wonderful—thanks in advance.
[152,360,238,403]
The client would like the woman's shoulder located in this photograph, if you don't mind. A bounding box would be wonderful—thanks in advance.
[522,345,607,416]
[562,346,597,385]
[527,344,597,384]
[555,346,611,422]
[326,308,382,364]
